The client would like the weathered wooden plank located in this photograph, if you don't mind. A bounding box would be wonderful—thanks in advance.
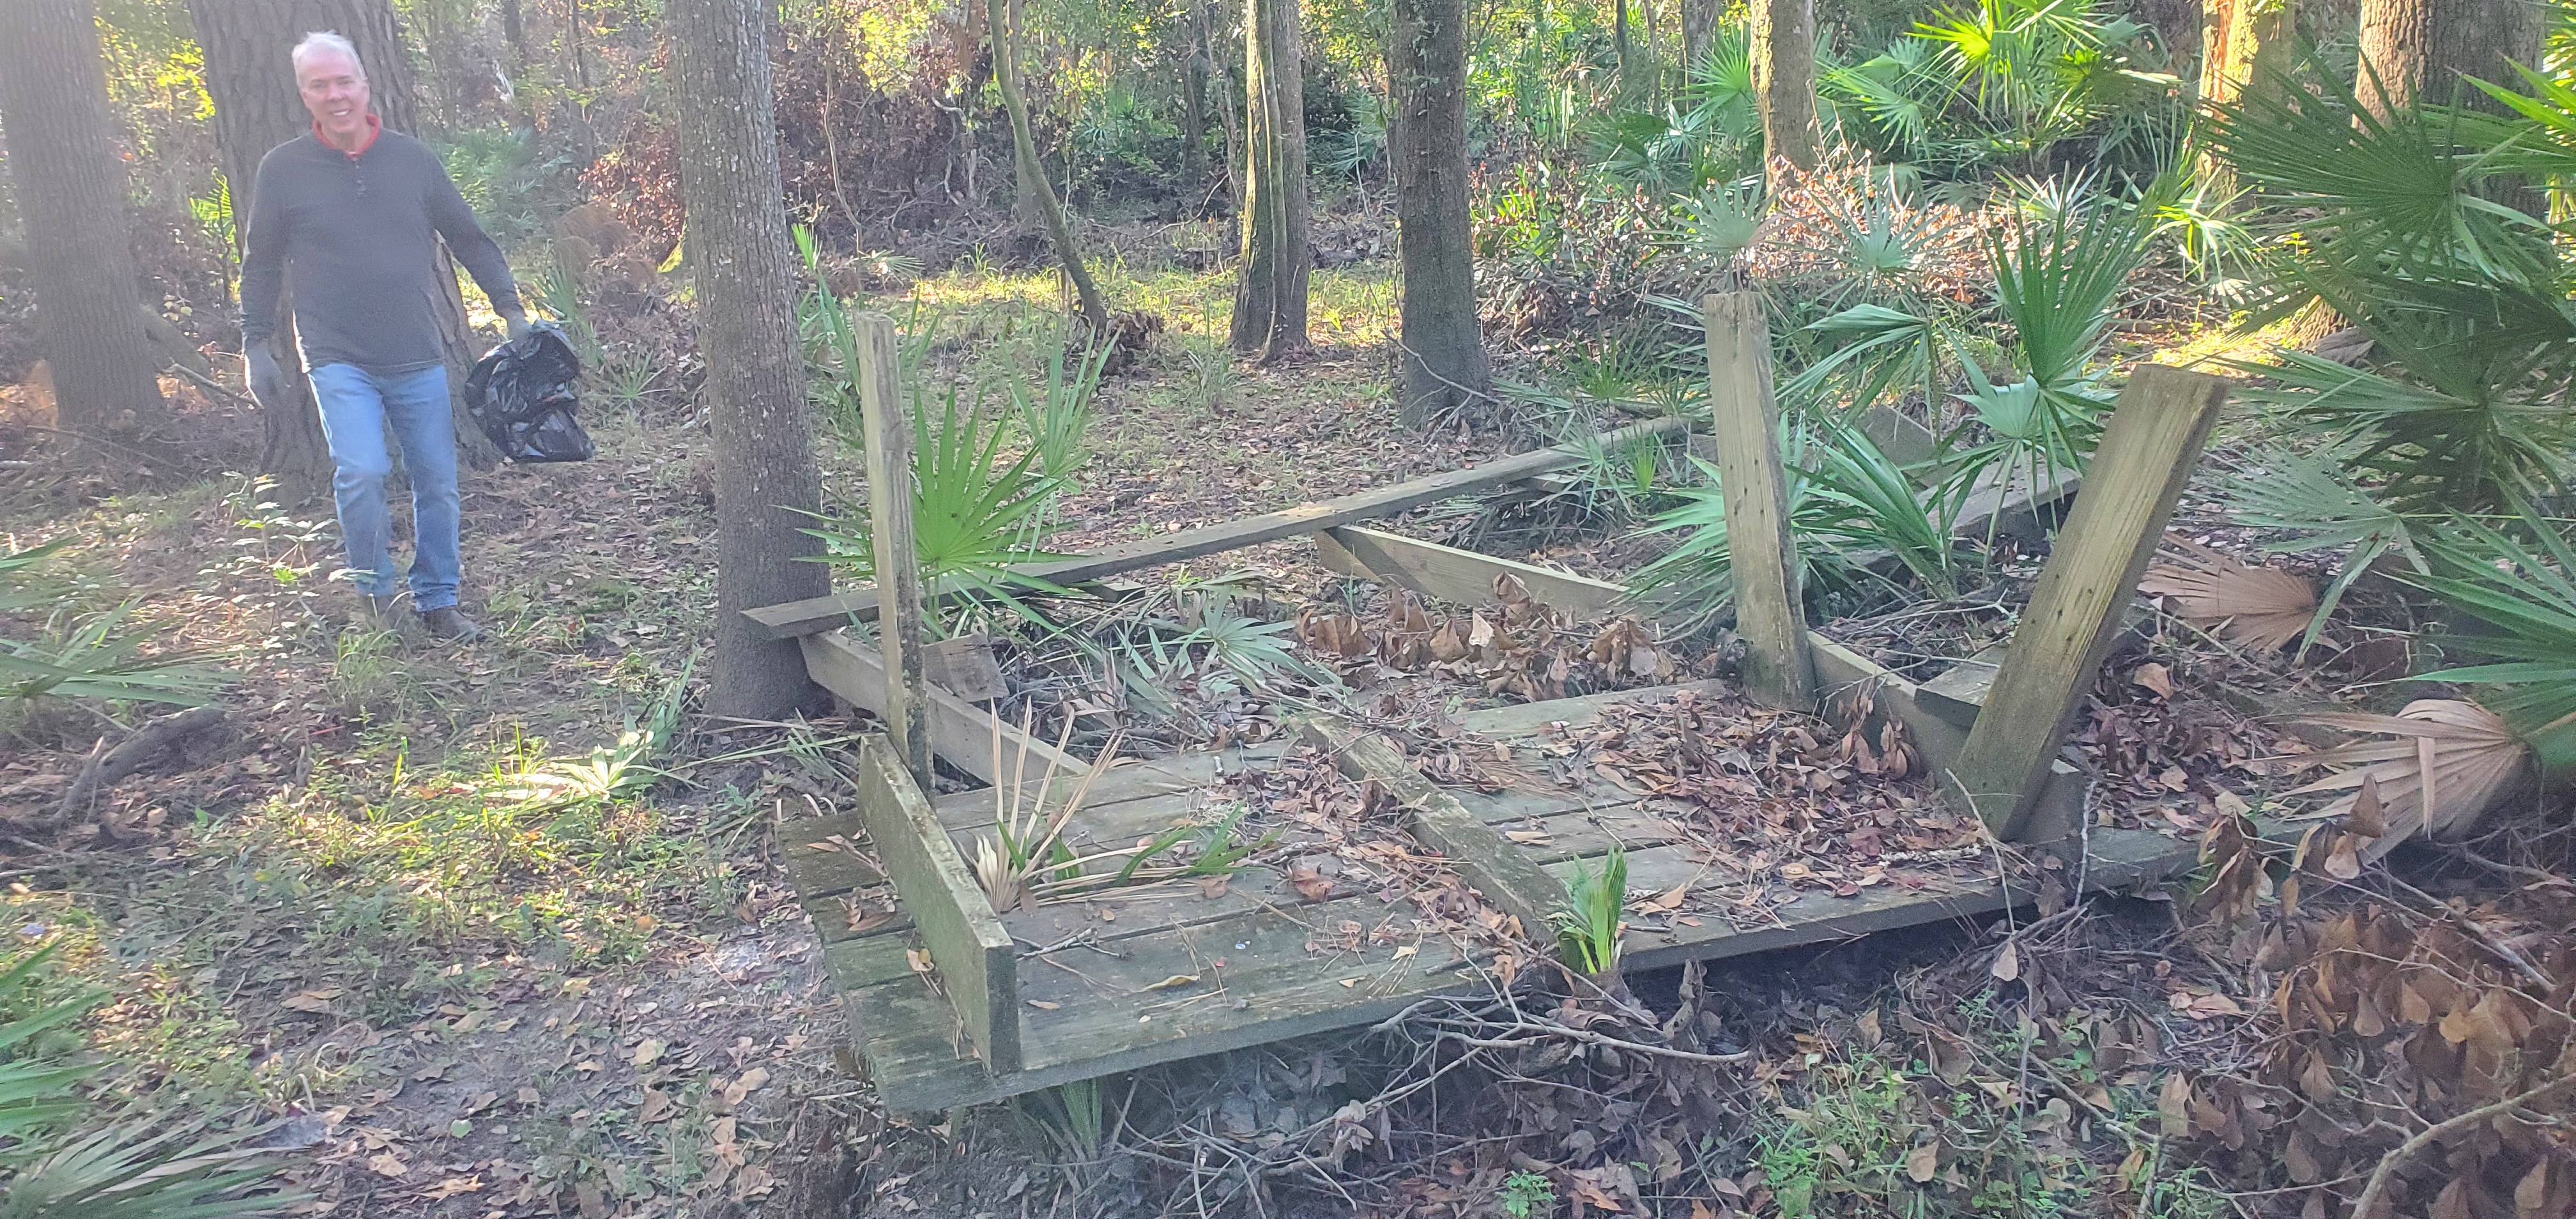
[1454,680,1735,739]
[744,417,1694,638]
[1301,717,1568,935]
[923,634,1007,703]
[1807,633,2089,843]
[1702,292,1817,709]
[1314,526,1643,618]
[856,312,933,788]
[929,744,1285,820]
[1949,367,2228,839]
[801,629,1080,784]
[1914,603,2147,730]
[853,733,1020,1072]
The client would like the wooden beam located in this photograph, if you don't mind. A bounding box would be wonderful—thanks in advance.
[743,417,1694,638]
[856,312,932,789]
[853,734,1019,1071]
[1301,717,1568,935]
[1947,365,2228,839]
[1702,291,1816,709]
[1314,525,1641,618]
[801,629,1079,784]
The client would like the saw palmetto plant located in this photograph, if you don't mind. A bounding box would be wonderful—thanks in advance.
[974,712,1120,914]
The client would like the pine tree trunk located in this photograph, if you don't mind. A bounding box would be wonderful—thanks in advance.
[1181,8,1211,195]
[0,0,169,438]
[2358,0,2542,116]
[1388,0,1489,428]
[187,0,503,499]
[2195,0,2292,204]
[1231,0,1310,360]
[990,0,1111,335]
[1750,0,1821,181]
[1680,0,1717,79]
[671,0,829,719]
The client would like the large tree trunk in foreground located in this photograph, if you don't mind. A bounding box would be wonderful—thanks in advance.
[0,0,169,438]
[1231,0,1310,360]
[1750,0,1821,184]
[2195,0,2293,204]
[671,0,829,718]
[188,0,502,497]
[2358,0,2543,116]
[1388,0,1490,428]
[990,0,1111,336]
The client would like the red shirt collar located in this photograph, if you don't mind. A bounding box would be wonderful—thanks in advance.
[312,112,382,157]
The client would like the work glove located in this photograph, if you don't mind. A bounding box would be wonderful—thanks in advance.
[503,311,533,342]
[245,343,290,410]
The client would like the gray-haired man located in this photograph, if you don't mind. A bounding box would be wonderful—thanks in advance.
[239,31,526,641]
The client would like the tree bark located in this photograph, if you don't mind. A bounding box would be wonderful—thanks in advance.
[1388,0,1490,428]
[0,0,170,438]
[2358,0,2543,116]
[1680,0,1718,80]
[186,0,503,500]
[671,0,829,719]
[990,0,1111,335]
[1181,6,1211,194]
[2195,0,2292,203]
[1750,0,1821,182]
[1231,0,1310,360]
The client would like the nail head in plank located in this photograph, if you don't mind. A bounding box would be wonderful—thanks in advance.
[1301,716,1568,935]
[853,733,1020,1071]
[1701,291,1817,710]
[744,417,1692,638]
[1947,365,2228,839]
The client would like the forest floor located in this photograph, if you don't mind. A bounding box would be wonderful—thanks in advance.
[4,247,2568,1219]
[0,260,1520,1217]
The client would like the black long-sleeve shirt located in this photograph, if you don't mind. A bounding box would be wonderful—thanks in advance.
[238,125,519,374]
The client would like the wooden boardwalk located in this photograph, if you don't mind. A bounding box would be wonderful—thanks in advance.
[782,684,2200,1114]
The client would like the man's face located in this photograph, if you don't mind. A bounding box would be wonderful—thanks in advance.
[296,47,370,142]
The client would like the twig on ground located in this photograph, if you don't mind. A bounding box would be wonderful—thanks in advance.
[2350,1075,2575,1219]
[55,705,226,824]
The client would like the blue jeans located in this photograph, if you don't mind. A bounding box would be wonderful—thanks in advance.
[309,363,461,611]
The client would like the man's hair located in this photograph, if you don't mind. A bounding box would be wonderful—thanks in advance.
[291,31,365,80]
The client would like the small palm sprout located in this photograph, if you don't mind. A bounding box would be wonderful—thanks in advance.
[1552,843,1629,979]
[973,709,1122,914]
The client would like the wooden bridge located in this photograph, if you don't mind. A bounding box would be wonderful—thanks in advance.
[761,300,2227,1114]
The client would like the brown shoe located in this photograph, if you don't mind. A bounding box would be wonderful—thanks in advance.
[419,606,484,642]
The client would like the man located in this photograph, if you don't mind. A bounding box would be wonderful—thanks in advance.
[239,31,528,641]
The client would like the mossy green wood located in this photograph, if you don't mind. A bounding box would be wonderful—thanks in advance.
[853,733,1020,1072]
[1702,291,1818,710]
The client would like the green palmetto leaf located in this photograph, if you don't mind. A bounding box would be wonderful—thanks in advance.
[2220,441,2426,657]
[2228,347,2574,512]
[0,539,72,613]
[1800,422,1963,599]
[1,604,226,710]
[2396,514,2576,771]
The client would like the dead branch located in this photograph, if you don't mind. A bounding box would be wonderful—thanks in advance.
[56,705,226,823]
[2350,1074,2576,1219]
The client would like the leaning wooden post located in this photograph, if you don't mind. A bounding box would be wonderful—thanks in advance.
[855,312,932,790]
[1703,291,1816,709]
[1947,365,2229,839]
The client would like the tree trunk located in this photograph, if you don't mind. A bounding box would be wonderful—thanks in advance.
[501,0,528,63]
[1231,0,1310,360]
[1750,0,1821,182]
[1614,0,1634,103]
[1680,0,1717,80]
[671,0,829,719]
[0,0,169,438]
[990,0,1111,335]
[2195,0,2292,203]
[1388,0,1489,428]
[186,0,503,500]
[2358,0,2543,116]
[1181,7,1211,195]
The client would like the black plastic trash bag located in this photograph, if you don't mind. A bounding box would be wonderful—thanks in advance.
[463,321,595,463]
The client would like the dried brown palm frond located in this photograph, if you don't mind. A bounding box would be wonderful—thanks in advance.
[2280,698,2533,862]
[2138,535,2319,653]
